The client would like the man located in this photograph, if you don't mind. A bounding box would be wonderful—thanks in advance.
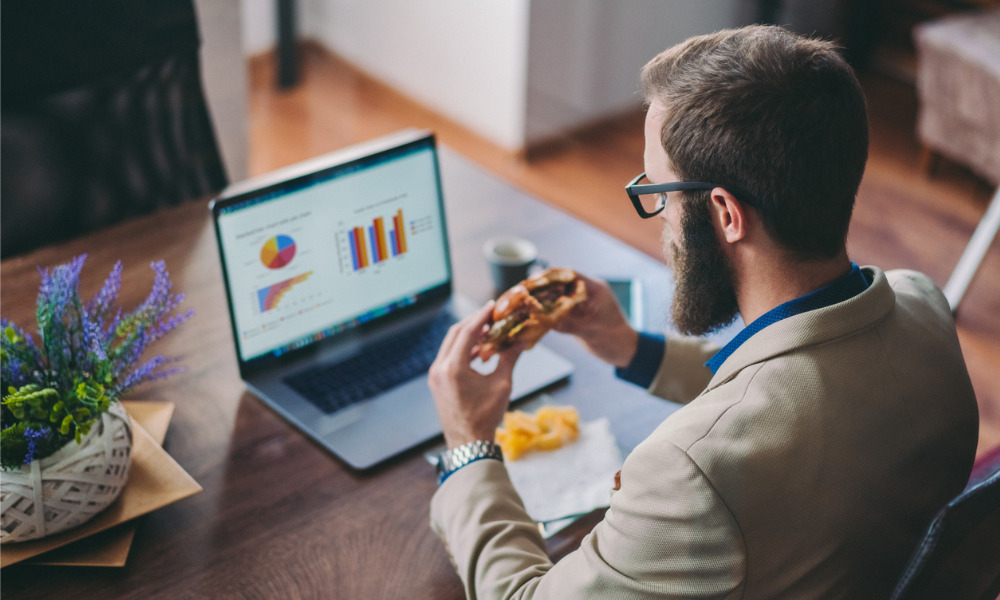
[428,25,979,599]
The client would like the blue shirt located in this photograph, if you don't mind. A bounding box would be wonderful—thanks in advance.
[616,263,870,387]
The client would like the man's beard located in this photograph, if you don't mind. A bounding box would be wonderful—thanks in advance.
[666,196,740,336]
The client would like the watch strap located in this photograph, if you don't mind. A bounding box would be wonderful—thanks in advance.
[436,440,503,485]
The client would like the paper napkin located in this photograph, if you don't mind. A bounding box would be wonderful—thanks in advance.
[505,417,623,523]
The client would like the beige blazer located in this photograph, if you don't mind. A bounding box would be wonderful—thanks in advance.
[431,267,979,599]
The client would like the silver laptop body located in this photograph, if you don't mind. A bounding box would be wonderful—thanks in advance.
[211,130,572,469]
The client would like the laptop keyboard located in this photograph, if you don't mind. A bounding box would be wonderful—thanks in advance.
[283,311,458,414]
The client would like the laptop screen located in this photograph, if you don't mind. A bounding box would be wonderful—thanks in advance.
[213,134,451,365]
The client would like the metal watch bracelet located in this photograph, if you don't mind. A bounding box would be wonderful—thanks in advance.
[436,440,504,484]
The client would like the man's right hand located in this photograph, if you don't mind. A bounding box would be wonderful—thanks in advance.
[554,272,640,368]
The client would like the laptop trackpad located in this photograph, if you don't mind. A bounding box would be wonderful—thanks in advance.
[317,377,436,469]
[316,403,369,436]
[314,343,573,469]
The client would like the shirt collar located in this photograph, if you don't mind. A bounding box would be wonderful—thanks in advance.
[705,262,870,374]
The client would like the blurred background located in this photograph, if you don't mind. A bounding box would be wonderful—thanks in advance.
[3,0,998,459]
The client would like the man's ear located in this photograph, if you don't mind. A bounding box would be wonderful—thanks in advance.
[710,187,748,244]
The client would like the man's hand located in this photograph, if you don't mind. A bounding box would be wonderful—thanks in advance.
[429,302,525,450]
[553,272,639,368]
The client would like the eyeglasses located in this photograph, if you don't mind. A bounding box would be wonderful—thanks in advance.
[625,173,760,219]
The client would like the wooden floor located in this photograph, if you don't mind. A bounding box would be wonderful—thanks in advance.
[249,43,999,460]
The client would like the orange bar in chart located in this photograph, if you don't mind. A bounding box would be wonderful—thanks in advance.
[394,209,407,254]
[354,227,369,269]
[373,216,388,262]
[349,227,368,271]
[360,227,370,267]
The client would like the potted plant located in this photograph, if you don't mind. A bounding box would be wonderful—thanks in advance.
[1,255,191,543]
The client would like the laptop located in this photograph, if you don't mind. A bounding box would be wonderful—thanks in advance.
[210,130,574,470]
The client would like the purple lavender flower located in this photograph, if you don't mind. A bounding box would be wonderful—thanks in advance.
[147,308,194,345]
[3,255,191,467]
[119,355,167,389]
[1,319,42,389]
[81,310,108,363]
[35,255,89,384]
[23,427,50,464]
[87,260,123,322]
[37,254,87,317]
[107,306,124,338]
[140,260,173,313]
[1,319,38,350]
[2,355,25,388]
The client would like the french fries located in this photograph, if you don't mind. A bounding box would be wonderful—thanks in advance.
[495,405,580,460]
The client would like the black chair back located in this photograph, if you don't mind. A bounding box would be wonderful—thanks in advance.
[890,453,1000,600]
[1,0,227,257]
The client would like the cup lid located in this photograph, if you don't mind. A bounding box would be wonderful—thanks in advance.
[482,236,537,265]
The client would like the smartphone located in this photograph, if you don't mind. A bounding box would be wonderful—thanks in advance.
[606,278,644,329]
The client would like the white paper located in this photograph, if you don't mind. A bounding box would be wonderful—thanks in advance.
[505,418,623,523]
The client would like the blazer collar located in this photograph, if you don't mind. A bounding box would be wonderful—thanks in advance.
[704,266,895,390]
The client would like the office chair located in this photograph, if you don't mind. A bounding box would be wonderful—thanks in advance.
[1,0,228,258]
[890,452,1000,600]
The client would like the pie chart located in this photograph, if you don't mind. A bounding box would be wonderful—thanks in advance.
[260,234,297,269]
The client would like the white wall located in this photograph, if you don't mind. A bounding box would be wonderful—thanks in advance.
[524,0,746,145]
[241,0,275,56]
[195,0,250,182]
[238,0,753,152]
[302,0,531,152]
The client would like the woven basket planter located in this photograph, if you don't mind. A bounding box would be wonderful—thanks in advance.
[1,401,133,543]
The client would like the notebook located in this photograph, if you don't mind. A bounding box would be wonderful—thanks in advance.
[210,130,574,469]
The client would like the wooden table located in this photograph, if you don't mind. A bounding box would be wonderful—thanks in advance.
[2,148,697,599]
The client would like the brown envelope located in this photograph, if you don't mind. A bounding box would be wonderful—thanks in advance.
[1,401,202,567]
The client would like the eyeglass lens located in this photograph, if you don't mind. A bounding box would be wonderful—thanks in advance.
[634,176,667,215]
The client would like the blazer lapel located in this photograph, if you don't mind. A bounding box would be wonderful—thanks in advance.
[703,266,896,391]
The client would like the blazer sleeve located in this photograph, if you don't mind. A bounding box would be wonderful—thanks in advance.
[430,441,745,599]
[647,335,719,404]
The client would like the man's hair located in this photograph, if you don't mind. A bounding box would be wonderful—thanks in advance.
[640,25,868,260]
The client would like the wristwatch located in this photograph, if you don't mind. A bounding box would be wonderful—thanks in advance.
[436,440,504,484]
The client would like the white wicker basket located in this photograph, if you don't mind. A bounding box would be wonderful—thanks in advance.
[1,400,133,543]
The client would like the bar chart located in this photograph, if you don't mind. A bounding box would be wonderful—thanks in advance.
[346,209,408,271]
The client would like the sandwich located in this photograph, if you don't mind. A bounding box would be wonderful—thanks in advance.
[477,267,586,360]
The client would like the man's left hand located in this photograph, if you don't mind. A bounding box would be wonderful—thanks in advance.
[429,301,524,450]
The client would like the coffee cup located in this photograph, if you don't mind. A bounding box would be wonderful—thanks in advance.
[482,236,547,294]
